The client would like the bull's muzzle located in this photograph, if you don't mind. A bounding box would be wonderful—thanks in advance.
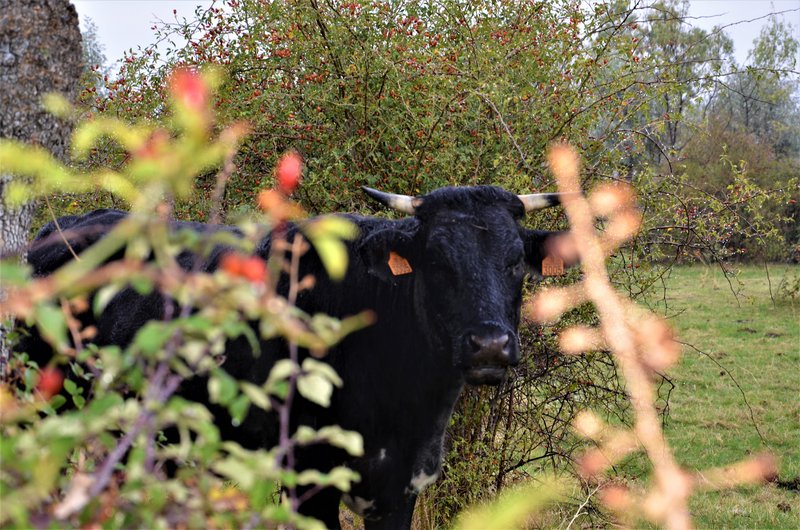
[463,328,518,385]
[469,333,512,366]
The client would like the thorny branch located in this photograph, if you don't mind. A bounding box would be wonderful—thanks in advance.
[529,144,776,530]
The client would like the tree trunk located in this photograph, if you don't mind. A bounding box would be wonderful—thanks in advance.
[0,0,83,364]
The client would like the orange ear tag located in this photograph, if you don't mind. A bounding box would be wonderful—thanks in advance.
[388,251,413,276]
[542,255,565,276]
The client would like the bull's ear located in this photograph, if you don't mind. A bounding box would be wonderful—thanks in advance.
[523,230,577,278]
[357,228,415,284]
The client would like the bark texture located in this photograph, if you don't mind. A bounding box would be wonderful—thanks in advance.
[1,0,83,361]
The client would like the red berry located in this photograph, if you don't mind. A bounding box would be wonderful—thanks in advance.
[276,151,303,194]
[221,253,266,283]
[220,253,243,277]
[240,257,267,283]
[37,367,63,399]
[168,68,208,110]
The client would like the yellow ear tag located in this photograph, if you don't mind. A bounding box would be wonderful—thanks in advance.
[542,255,565,276]
[388,251,413,276]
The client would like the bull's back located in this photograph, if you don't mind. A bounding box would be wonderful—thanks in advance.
[28,209,128,276]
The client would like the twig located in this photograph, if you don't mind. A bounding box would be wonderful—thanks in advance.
[531,144,777,529]
[276,232,306,512]
[474,91,533,175]
[45,196,80,262]
[555,146,691,529]
[208,145,237,226]
[564,484,600,530]
[87,372,182,499]
[676,340,767,446]
[86,279,196,504]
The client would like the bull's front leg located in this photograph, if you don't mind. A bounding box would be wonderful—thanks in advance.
[297,485,343,529]
[363,493,417,530]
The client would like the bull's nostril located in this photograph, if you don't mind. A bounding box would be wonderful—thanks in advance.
[470,333,511,358]
[469,335,482,352]
[499,334,510,353]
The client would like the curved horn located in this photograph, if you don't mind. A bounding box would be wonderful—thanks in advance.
[362,186,421,215]
[517,192,578,212]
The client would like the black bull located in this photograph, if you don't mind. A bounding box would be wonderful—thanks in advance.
[17,185,571,529]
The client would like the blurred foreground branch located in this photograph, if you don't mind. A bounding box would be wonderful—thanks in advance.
[528,144,777,530]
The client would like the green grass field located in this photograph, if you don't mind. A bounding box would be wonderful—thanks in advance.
[644,264,799,528]
[422,264,799,530]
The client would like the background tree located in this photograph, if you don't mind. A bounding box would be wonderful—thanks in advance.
[723,17,799,156]
[79,15,111,95]
[618,0,734,166]
[677,16,800,260]
[0,0,83,362]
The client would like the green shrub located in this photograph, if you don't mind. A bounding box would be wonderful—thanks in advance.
[1,70,365,529]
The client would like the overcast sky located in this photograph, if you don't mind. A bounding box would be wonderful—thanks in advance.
[72,0,800,69]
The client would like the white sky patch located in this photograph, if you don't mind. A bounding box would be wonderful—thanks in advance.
[72,0,212,70]
[684,0,799,65]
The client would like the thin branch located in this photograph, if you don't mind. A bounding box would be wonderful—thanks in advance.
[564,484,601,530]
[676,340,767,446]
[45,196,80,262]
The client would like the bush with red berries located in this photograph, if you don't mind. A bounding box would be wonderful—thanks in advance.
[0,69,366,530]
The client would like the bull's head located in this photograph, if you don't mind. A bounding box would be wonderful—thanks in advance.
[360,186,572,386]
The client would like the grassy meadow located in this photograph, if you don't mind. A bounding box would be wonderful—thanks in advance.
[637,264,799,528]
[529,264,799,529]
[408,264,799,530]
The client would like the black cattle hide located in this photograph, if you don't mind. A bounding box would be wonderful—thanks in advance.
[16,185,569,529]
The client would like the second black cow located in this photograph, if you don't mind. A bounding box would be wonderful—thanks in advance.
[20,185,570,529]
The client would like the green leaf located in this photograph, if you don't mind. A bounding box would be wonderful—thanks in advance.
[296,466,360,492]
[307,216,359,240]
[454,478,565,530]
[183,315,214,334]
[212,458,257,490]
[249,479,273,511]
[86,394,124,416]
[72,117,145,160]
[262,504,291,524]
[241,382,271,411]
[306,236,349,281]
[208,370,238,405]
[302,216,358,281]
[270,380,289,400]
[222,318,260,351]
[295,469,323,486]
[132,321,173,356]
[130,276,154,295]
[293,425,364,457]
[93,283,122,316]
[300,358,343,387]
[0,261,31,285]
[0,140,77,205]
[41,93,73,118]
[265,359,297,389]
[63,379,78,396]
[49,394,67,411]
[32,449,65,496]
[229,394,250,425]
[296,372,334,407]
[316,426,363,456]
[34,304,68,350]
